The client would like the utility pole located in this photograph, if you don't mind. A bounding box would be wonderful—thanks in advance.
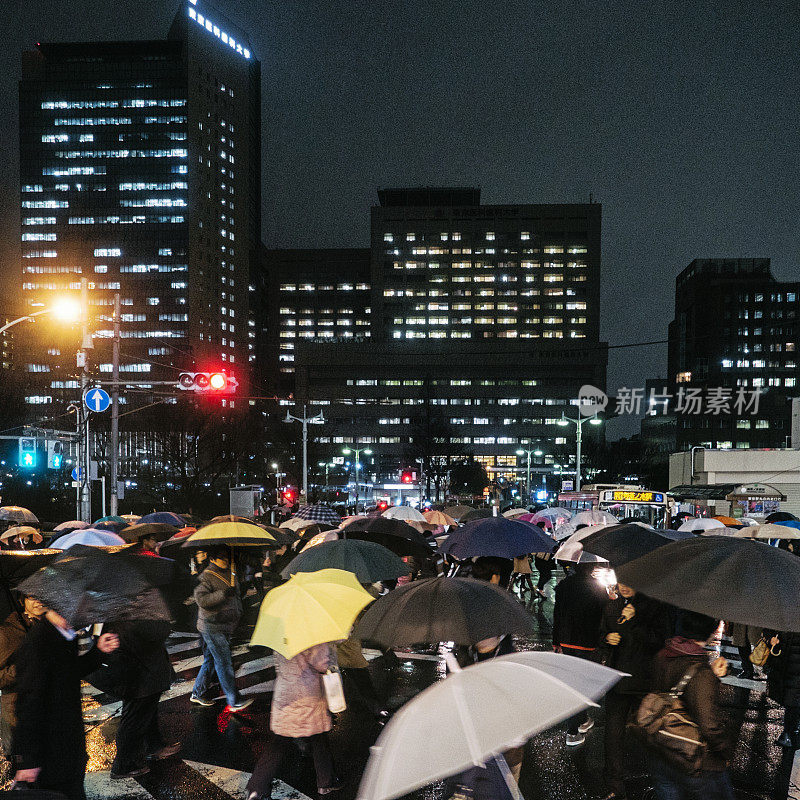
[284,405,325,503]
[78,278,93,522]
[110,292,120,515]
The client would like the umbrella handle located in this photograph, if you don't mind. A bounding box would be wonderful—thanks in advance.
[493,754,525,800]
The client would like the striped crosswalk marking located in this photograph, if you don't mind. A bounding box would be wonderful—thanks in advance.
[184,760,311,800]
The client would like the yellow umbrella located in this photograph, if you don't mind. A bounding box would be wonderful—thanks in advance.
[181,521,279,548]
[251,568,375,659]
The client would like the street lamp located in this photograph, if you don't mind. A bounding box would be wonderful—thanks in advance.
[283,405,325,502]
[557,413,602,491]
[515,446,545,504]
[0,296,82,336]
[342,446,372,512]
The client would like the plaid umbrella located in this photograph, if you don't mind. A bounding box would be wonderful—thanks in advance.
[293,504,342,527]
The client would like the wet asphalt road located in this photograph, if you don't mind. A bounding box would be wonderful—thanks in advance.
[2,574,794,800]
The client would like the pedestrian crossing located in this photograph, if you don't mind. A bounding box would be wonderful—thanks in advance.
[85,760,311,800]
[81,632,441,800]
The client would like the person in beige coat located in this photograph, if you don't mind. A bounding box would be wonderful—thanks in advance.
[246,643,342,800]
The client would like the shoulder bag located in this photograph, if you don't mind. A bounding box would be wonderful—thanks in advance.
[631,663,705,774]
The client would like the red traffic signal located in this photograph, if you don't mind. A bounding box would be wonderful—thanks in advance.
[282,489,296,504]
[177,372,239,393]
[377,500,389,511]
[401,470,414,484]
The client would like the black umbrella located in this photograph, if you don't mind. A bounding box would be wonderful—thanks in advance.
[355,576,535,647]
[281,539,410,583]
[440,517,553,560]
[119,522,179,543]
[341,516,432,558]
[0,550,61,622]
[19,546,169,628]
[93,519,127,534]
[443,505,474,522]
[617,536,800,631]
[766,511,799,523]
[578,523,695,566]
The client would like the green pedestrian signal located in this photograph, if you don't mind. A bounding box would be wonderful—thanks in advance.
[18,438,36,469]
[47,440,63,470]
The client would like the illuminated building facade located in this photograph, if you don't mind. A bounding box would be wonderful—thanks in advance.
[17,0,260,412]
[260,248,371,395]
[292,189,607,485]
[667,258,800,450]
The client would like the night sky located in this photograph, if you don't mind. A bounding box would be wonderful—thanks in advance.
[3,0,799,438]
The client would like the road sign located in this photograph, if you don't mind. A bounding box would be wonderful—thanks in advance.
[84,387,111,413]
[71,466,83,481]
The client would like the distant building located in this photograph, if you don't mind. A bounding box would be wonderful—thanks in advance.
[259,248,371,396]
[291,189,607,488]
[17,0,261,412]
[665,258,799,450]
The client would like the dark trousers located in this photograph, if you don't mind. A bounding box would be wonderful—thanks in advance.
[38,762,87,800]
[535,559,554,590]
[646,753,735,800]
[112,693,164,773]
[736,646,754,677]
[248,732,335,795]
[341,667,381,715]
[603,691,638,794]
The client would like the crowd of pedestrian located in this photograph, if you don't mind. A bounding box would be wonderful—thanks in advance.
[0,516,786,800]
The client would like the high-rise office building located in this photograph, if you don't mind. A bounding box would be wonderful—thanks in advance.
[260,248,371,395]
[666,258,800,450]
[17,0,260,412]
[291,189,607,488]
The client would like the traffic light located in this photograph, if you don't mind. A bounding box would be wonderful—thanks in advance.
[282,488,296,505]
[177,372,239,393]
[47,440,63,470]
[377,500,389,511]
[401,470,414,484]
[18,438,36,469]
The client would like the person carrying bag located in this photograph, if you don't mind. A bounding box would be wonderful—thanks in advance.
[636,611,735,800]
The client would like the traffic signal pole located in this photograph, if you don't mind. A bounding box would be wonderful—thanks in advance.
[78,278,92,522]
[110,293,120,516]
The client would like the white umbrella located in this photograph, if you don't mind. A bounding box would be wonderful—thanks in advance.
[300,529,340,551]
[280,517,321,532]
[49,529,125,548]
[502,508,529,519]
[357,651,624,800]
[554,510,618,541]
[554,538,608,563]
[382,506,426,522]
[532,507,572,521]
[677,518,724,533]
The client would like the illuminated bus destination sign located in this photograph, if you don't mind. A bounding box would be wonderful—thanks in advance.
[608,490,664,503]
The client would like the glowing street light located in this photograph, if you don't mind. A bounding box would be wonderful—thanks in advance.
[342,446,372,512]
[558,413,603,491]
[0,295,82,336]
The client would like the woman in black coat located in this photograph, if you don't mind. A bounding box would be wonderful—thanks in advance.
[766,631,800,748]
[595,584,672,800]
[87,612,178,778]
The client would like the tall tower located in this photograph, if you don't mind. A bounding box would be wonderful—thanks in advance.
[17,0,260,413]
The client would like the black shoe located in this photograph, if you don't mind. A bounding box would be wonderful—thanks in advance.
[111,766,150,780]
[318,777,344,795]
[777,731,797,748]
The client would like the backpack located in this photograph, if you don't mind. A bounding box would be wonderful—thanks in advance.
[630,663,705,774]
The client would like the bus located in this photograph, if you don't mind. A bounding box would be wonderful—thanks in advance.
[558,484,671,528]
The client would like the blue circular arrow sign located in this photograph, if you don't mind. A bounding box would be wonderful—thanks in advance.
[84,387,111,413]
[71,466,82,481]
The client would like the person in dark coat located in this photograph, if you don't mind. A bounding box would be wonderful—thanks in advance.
[645,611,734,800]
[0,594,46,754]
[190,547,252,711]
[552,562,609,746]
[766,630,800,748]
[87,613,179,779]
[13,607,119,800]
[595,584,672,800]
